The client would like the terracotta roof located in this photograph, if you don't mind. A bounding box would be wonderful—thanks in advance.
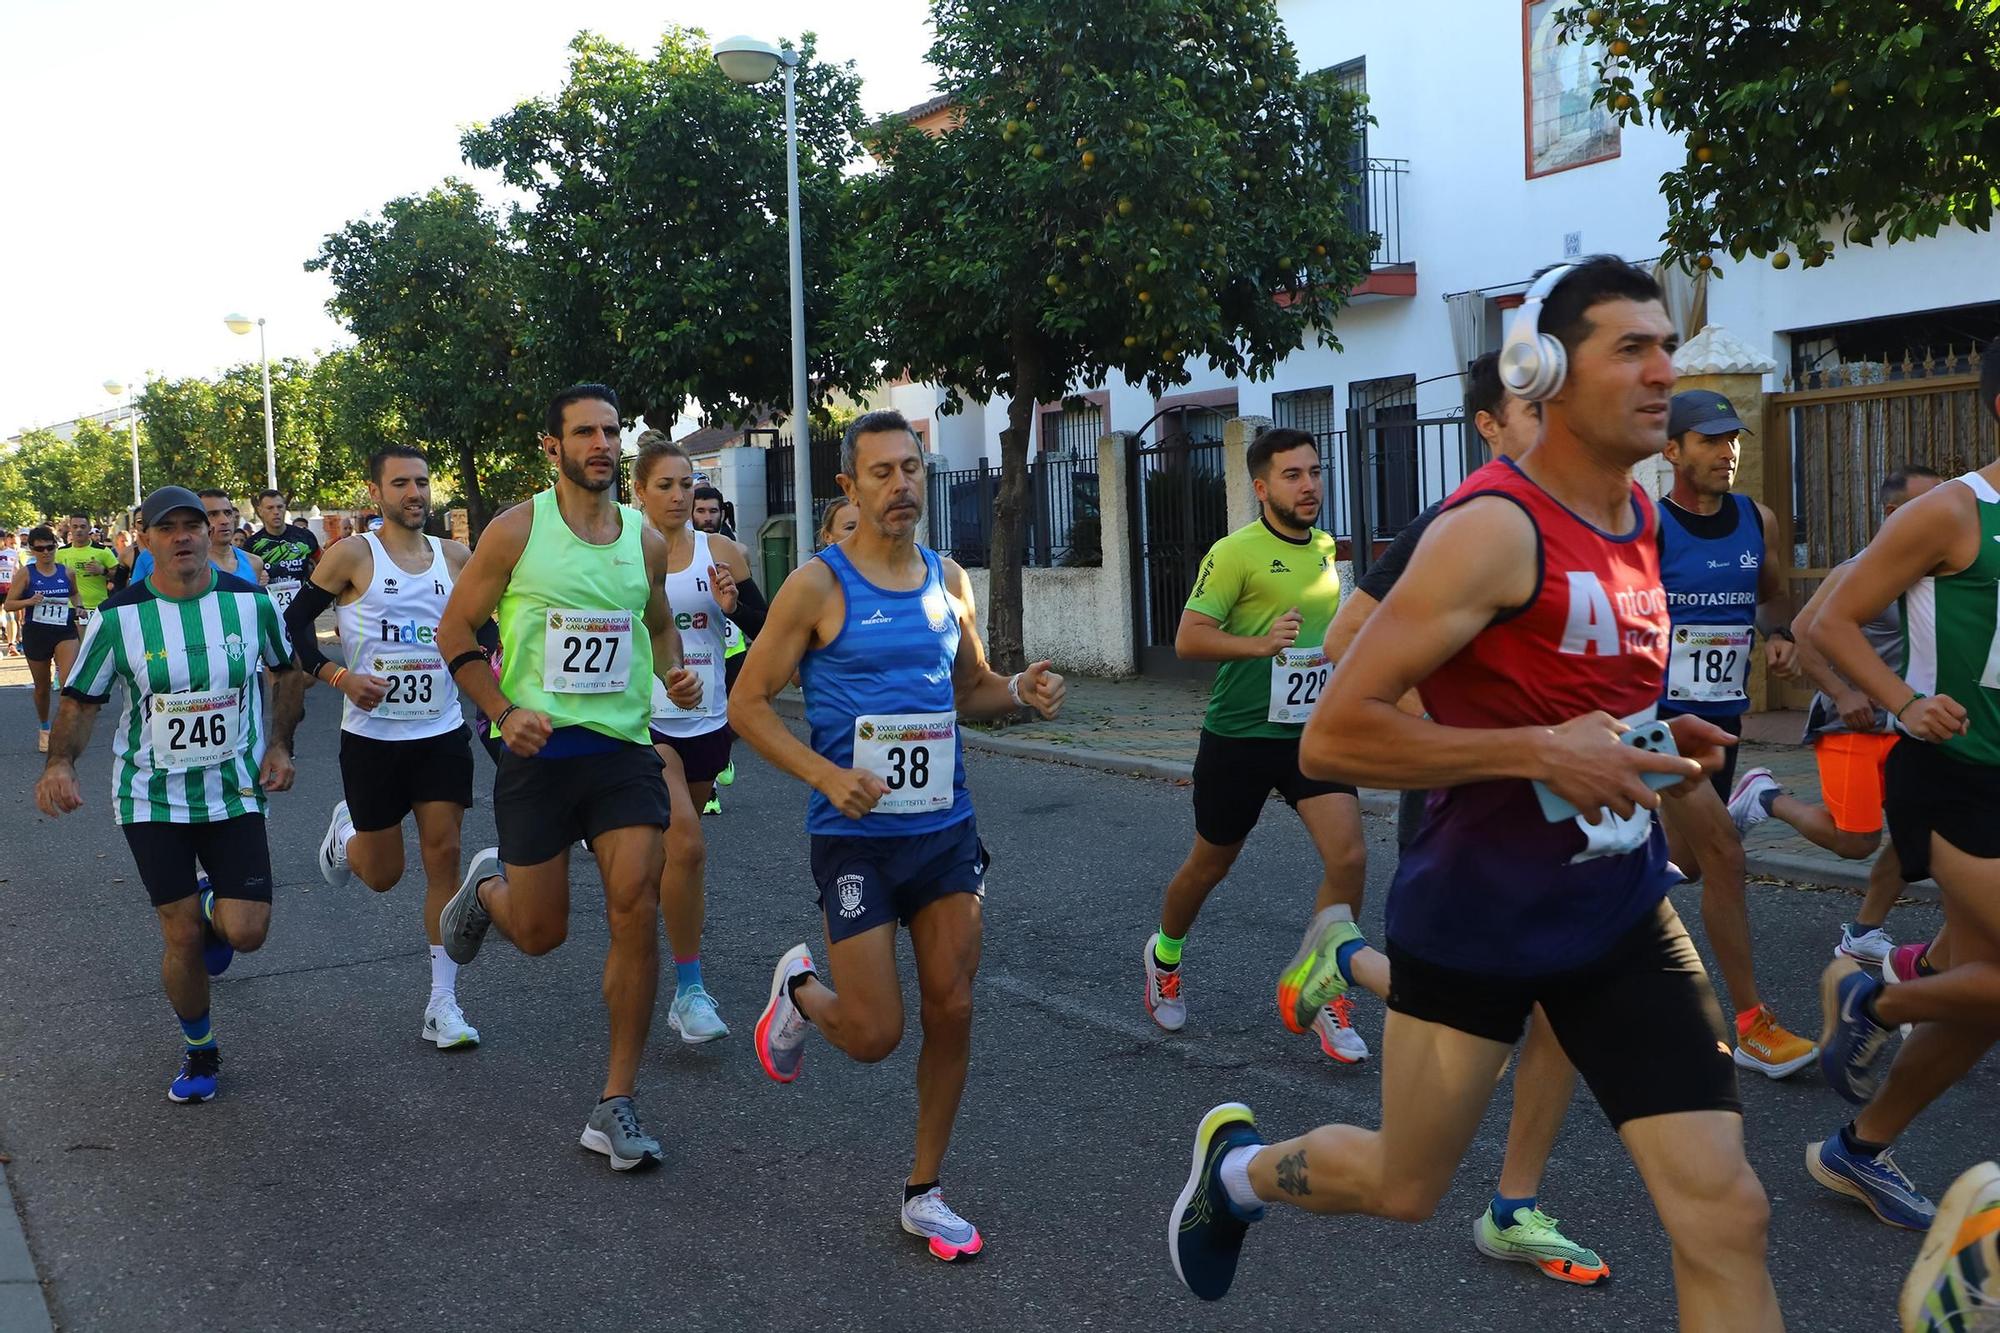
[888,92,955,122]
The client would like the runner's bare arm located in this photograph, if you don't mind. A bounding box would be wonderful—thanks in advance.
[1176,609,1297,661]
[442,539,472,581]
[942,559,1063,720]
[438,502,533,723]
[641,525,701,710]
[1787,567,1873,724]
[1323,589,1426,717]
[35,697,100,816]
[1753,502,1799,676]
[4,568,35,611]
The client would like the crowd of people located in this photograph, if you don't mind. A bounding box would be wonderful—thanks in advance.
[16,256,1998,1328]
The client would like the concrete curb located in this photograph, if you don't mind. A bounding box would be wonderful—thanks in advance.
[0,1165,53,1333]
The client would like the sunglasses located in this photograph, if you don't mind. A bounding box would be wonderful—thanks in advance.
[30,544,56,552]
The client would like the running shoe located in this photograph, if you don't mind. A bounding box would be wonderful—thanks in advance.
[318,800,354,889]
[754,943,814,1083]
[440,847,501,966]
[1733,1006,1819,1079]
[1726,767,1780,835]
[422,994,480,1049]
[1884,941,1932,986]
[1900,1159,2000,1332]
[901,1186,984,1261]
[1820,957,1896,1103]
[701,793,721,817]
[1276,906,1362,1035]
[668,984,730,1043]
[197,881,233,978]
[1313,996,1367,1065]
[579,1095,663,1172]
[37,729,49,753]
[716,761,735,788]
[1808,1134,1936,1231]
[1143,937,1186,1032]
[1837,922,1896,967]
[1473,1203,1610,1286]
[1169,1102,1264,1302]
[167,1046,221,1104]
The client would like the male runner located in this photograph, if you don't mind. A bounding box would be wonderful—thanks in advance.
[35,485,302,1102]
[0,531,22,655]
[1806,342,2000,1231]
[692,484,735,541]
[433,382,702,1170]
[1653,389,1815,1078]
[1314,352,1608,1283]
[284,446,480,1049]
[734,409,1064,1261]
[1168,258,1780,1328]
[246,489,322,616]
[55,514,117,632]
[7,526,82,752]
[1140,426,1367,1062]
[1729,466,1944,964]
[129,492,267,585]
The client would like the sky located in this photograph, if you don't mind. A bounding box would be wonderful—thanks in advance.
[0,0,939,437]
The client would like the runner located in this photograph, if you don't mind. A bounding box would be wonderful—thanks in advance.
[433,382,703,1171]
[1139,426,1369,1062]
[1728,466,1944,964]
[1653,389,1816,1079]
[54,514,117,634]
[6,526,82,752]
[692,484,735,542]
[687,475,768,811]
[1899,1159,2000,1332]
[245,488,322,618]
[733,409,1065,1262]
[282,446,480,1050]
[0,531,22,655]
[129,492,267,585]
[1312,351,1609,1284]
[1167,258,1780,1327]
[817,497,859,548]
[1805,342,2000,1231]
[34,485,302,1103]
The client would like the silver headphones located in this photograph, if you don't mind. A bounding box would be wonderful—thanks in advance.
[1497,263,1578,402]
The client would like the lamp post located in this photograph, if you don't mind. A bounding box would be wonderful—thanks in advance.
[223,313,279,492]
[101,377,142,511]
[713,35,813,567]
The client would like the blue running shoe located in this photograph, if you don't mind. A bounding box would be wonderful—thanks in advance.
[1809,1134,1937,1231]
[1169,1102,1265,1301]
[167,1046,221,1103]
[1819,956,1893,1104]
[197,879,233,978]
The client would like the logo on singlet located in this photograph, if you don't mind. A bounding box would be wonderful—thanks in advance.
[861,609,893,626]
[1559,572,1666,657]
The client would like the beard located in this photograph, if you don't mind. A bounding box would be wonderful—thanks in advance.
[389,503,430,531]
[693,514,720,532]
[1269,499,1318,531]
[559,452,613,493]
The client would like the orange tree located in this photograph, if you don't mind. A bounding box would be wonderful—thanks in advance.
[1557,3,2000,271]
[838,0,1373,672]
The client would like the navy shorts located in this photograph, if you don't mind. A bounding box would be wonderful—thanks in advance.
[1658,707,1745,800]
[650,723,734,785]
[810,816,987,943]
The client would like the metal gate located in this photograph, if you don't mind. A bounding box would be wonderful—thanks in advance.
[1341,411,1477,574]
[1128,421,1229,677]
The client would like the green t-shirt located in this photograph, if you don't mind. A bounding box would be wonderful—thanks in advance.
[1902,472,2000,767]
[56,544,117,608]
[1186,517,1342,739]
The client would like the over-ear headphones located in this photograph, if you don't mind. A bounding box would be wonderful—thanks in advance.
[1498,263,1577,402]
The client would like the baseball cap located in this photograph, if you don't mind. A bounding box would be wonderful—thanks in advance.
[139,486,207,527]
[1668,390,1747,438]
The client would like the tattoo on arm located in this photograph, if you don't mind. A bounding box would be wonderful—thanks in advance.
[1274,1150,1310,1198]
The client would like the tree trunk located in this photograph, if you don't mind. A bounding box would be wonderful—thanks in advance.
[985,335,1043,676]
[457,439,490,542]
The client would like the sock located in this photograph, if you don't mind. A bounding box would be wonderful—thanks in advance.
[1860,983,1886,1028]
[1734,1004,1764,1037]
[1153,931,1185,969]
[903,1179,938,1203]
[1489,1192,1537,1227]
[675,956,704,992]
[39,721,49,733]
[1757,786,1780,814]
[1219,1145,1264,1212]
[1849,918,1884,935]
[1334,937,1366,988]
[786,967,817,1017]
[180,1011,216,1049]
[1840,1122,1889,1159]
[429,945,457,1000]
[1915,947,1936,978]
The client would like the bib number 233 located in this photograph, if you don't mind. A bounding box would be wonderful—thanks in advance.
[852,712,956,815]
[543,610,633,694]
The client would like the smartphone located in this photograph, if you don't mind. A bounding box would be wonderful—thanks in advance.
[1533,720,1683,823]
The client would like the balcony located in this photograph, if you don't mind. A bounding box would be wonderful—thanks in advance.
[1350,158,1414,301]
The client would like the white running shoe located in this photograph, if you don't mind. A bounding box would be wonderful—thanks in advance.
[1726,767,1780,835]
[1313,996,1368,1065]
[422,994,480,1049]
[37,730,49,753]
[318,800,355,888]
[1143,936,1186,1032]
[1837,923,1896,968]
[668,984,730,1043]
[754,944,814,1083]
[901,1186,984,1261]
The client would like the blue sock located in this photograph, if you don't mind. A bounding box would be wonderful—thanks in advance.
[1334,937,1366,987]
[1757,786,1780,814]
[1490,1192,1537,1226]
[180,1011,216,1049]
[674,957,704,992]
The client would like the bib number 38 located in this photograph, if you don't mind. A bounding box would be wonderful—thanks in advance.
[851,712,956,815]
[1268,647,1330,725]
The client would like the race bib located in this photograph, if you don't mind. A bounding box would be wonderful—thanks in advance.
[1667,625,1752,704]
[266,579,302,613]
[852,712,956,815]
[651,647,721,720]
[542,610,632,694]
[370,648,449,721]
[1268,647,1330,725]
[149,688,238,770]
[31,599,71,627]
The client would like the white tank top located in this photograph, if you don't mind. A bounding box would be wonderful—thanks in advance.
[651,528,729,738]
[336,533,462,741]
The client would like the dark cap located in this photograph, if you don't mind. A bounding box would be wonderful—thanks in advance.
[139,486,207,527]
[1668,389,1747,438]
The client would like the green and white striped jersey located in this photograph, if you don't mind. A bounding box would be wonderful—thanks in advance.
[65,570,295,824]
[1902,472,2000,768]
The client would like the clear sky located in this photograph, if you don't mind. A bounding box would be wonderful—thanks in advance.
[0,0,938,437]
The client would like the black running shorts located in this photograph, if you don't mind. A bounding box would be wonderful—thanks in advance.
[339,726,474,832]
[122,815,274,909]
[1386,899,1740,1129]
[650,724,734,785]
[492,742,668,866]
[1657,707,1745,800]
[1191,728,1356,847]
[20,620,78,663]
[1884,737,2000,882]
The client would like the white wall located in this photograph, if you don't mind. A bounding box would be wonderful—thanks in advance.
[960,565,1131,677]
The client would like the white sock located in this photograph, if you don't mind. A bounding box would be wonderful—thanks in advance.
[429,945,457,1001]
[1219,1145,1264,1212]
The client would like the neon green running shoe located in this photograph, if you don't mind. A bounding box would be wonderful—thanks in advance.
[1276,906,1362,1034]
[702,793,721,817]
[1473,1205,1610,1286]
[715,761,736,788]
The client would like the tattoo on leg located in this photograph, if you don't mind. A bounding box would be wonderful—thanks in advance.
[1275,1149,1310,1197]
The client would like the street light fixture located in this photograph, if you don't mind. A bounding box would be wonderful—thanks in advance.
[102,377,142,511]
[713,34,813,568]
[223,312,279,492]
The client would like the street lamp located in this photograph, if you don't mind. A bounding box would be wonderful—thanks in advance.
[714,34,813,567]
[102,377,142,511]
[223,312,278,492]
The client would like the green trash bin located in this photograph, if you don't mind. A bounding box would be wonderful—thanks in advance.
[758,515,797,593]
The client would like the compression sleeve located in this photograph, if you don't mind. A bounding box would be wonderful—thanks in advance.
[282,580,340,675]
[731,578,768,638]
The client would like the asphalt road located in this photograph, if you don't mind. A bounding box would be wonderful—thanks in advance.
[0,687,1989,1332]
